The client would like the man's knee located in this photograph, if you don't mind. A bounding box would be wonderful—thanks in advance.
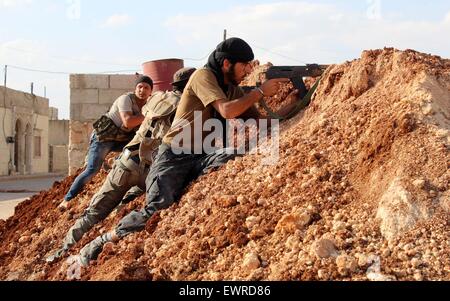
[84,199,114,224]
[85,161,102,174]
[80,210,102,227]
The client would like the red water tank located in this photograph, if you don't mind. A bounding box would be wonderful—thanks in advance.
[142,58,184,92]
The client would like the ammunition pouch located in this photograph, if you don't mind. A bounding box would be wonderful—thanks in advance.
[93,115,135,143]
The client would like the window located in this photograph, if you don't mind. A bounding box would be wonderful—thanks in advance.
[34,136,41,157]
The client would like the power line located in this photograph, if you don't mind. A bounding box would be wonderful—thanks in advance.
[181,51,212,62]
[8,65,70,75]
[224,30,308,64]
[216,30,307,65]
[2,45,139,68]
[4,35,311,84]
[5,64,139,75]
[2,36,308,67]
[252,44,308,64]
[93,69,140,74]
[3,45,213,65]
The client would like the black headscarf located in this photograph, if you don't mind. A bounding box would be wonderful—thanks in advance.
[205,37,254,93]
[204,38,254,148]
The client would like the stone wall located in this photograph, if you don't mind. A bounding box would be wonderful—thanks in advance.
[68,74,137,175]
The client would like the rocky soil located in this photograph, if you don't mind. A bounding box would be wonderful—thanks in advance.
[0,48,448,281]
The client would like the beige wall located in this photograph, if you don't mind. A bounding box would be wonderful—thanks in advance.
[68,74,137,174]
[0,86,50,176]
[0,108,14,176]
[0,86,49,115]
[33,114,49,174]
[49,145,68,173]
[48,120,69,175]
[49,120,69,145]
[49,107,59,120]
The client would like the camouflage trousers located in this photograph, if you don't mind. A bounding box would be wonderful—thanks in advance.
[114,143,239,237]
[61,154,150,250]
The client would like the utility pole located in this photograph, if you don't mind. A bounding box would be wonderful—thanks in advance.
[223,29,227,41]
[44,86,46,98]
[3,65,7,87]
[30,82,34,95]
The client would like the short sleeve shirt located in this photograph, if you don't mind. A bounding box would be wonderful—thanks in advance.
[163,68,244,151]
[106,93,142,129]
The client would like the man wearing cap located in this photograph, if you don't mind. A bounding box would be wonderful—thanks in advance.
[59,76,154,210]
[46,68,196,263]
[76,37,296,266]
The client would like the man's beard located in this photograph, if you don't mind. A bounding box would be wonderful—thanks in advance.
[225,63,239,85]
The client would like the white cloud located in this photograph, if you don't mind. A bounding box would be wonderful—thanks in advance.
[444,11,450,25]
[0,0,32,7]
[165,1,450,65]
[101,14,132,28]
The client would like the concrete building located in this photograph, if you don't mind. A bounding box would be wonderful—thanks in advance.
[68,74,137,175]
[0,86,50,176]
[0,86,70,176]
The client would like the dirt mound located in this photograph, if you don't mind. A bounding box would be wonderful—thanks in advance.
[0,159,130,281]
[0,48,448,281]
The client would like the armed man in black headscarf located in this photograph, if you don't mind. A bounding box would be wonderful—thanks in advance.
[77,37,296,265]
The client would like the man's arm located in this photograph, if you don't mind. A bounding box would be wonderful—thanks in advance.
[212,89,263,119]
[119,111,145,130]
[211,78,290,119]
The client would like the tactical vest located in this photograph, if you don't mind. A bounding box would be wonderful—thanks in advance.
[124,90,181,165]
[93,93,140,143]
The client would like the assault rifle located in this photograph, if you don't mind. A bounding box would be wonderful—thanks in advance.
[242,64,329,119]
[265,64,328,98]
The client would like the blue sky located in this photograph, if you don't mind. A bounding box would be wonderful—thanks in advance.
[1,0,449,119]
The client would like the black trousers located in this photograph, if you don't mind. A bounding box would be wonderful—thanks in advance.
[115,143,238,237]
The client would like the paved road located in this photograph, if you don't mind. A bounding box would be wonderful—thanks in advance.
[0,175,64,220]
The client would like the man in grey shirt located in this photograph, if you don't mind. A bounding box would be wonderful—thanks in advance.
[107,92,143,130]
[59,75,153,210]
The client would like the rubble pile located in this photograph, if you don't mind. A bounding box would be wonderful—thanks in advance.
[0,48,448,281]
